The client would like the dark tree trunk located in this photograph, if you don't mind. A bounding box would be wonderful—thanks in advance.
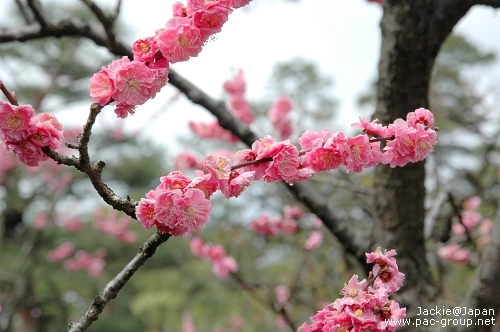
[372,0,474,323]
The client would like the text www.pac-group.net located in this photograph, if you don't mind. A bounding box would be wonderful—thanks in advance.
[385,307,496,328]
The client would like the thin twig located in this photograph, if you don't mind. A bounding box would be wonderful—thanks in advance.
[67,232,171,332]
[26,0,48,30]
[0,80,19,106]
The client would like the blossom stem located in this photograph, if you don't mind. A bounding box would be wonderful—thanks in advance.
[0,79,19,106]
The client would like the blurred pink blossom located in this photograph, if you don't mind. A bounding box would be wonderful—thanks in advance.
[304,230,323,250]
[462,196,481,210]
[275,285,291,304]
[437,243,470,264]
[47,242,75,262]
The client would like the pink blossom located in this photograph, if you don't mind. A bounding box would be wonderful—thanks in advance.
[47,242,75,262]
[191,5,231,41]
[372,264,405,295]
[188,169,219,198]
[172,2,187,17]
[274,315,288,330]
[0,102,36,141]
[132,37,158,64]
[203,154,231,180]
[188,120,239,142]
[190,236,210,257]
[477,219,493,248]
[6,140,48,167]
[61,217,83,231]
[174,151,199,169]
[462,196,481,210]
[113,103,136,119]
[227,95,254,124]
[164,188,211,235]
[275,285,291,304]
[159,171,192,190]
[268,96,294,139]
[278,218,298,234]
[406,107,434,128]
[218,169,255,199]
[438,243,470,264]
[301,131,348,172]
[259,140,301,184]
[351,116,388,137]
[63,249,106,278]
[344,134,379,173]
[250,214,280,236]
[34,211,49,230]
[479,218,493,236]
[223,69,245,94]
[366,248,399,271]
[112,60,157,106]
[311,215,323,228]
[304,230,323,250]
[94,209,137,243]
[136,197,157,230]
[207,245,226,261]
[182,311,197,332]
[228,0,252,8]
[157,17,204,63]
[89,68,114,106]
[383,119,437,167]
[461,210,481,229]
[283,205,304,220]
[298,130,333,151]
[212,256,238,279]
[451,222,466,235]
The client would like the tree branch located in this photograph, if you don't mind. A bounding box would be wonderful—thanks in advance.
[26,0,49,30]
[67,231,171,332]
[79,0,119,51]
[42,103,138,218]
[0,4,370,264]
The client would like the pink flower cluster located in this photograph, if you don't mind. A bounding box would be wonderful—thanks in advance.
[190,236,238,279]
[188,120,239,142]
[298,248,406,332]
[250,213,298,236]
[94,209,138,243]
[136,171,212,236]
[268,96,293,139]
[47,243,106,278]
[351,108,437,168]
[438,196,493,264]
[224,69,254,125]
[47,241,75,262]
[0,101,63,166]
[89,56,168,118]
[174,151,200,169]
[138,110,437,236]
[63,249,106,278]
[248,205,325,250]
[90,0,251,118]
[189,69,254,142]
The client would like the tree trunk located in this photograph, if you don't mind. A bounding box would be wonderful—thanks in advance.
[372,0,473,324]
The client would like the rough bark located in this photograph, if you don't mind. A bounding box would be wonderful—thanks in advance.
[373,0,474,323]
